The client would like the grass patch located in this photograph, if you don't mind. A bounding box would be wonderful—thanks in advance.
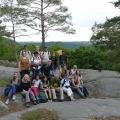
[0,79,9,87]
[20,108,58,120]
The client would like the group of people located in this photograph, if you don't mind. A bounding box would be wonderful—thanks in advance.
[5,44,90,107]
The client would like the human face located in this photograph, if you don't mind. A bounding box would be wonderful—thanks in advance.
[34,53,38,57]
[24,46,28,50]
[36,46,39,51]
[24,75,29,82]
[44,77,47,82]
[54,75,58,80]
[36,75,39,80]
[22,52,26,57]
[52,53,55,57]
[14,72,18,78]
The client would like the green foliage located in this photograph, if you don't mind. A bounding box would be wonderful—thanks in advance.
[21,108,58,120]
[0,78,9,87]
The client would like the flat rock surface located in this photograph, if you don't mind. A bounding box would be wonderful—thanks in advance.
[0,98,120,120]
[0,66,120,119]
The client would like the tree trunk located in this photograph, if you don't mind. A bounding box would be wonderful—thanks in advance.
[13,23,18,64]
[41,0,45,50]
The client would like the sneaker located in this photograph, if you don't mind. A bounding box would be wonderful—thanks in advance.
[12,95,16,100]
[26,103,29,107]
[71,97,75,101]
[5,99,9,105]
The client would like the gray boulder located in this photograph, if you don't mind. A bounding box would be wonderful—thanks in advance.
[0,101,9,112]
[81,69,120,98]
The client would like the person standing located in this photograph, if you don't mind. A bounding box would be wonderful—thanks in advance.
[20,44,31,62]
[18,51,30,80]
[50,53,57,75]
[41,46,50,65]
[59,50,68,70]
[31,51,41,80]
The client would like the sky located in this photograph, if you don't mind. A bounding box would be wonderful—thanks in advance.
[17,0,120,42]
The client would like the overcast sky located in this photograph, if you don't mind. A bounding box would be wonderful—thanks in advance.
[17,0,120,42]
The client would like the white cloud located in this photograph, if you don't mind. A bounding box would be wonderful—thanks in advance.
[16,0,120,42]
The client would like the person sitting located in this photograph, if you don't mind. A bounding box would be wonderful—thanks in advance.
[31,75,41,102]
[69,65,78,79]
[50,74,64,102]
[41,60,54,81]
[76,70,90,97]
[61,74,75,101]
[5,72,20,105]
[59,64,67,80]
[70,73,85,99]
[20,74,37,107]
[40,76,52,102]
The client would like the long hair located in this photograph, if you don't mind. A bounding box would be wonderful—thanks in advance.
[13,72,18,81]
[42,76,48,85]
[22,74,30,82]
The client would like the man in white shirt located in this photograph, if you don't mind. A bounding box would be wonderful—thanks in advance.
[41,46,50,65]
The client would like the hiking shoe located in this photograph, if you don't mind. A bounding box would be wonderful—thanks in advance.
[26,103,29,107]
[12,95,16,100]
[5,99,9,105]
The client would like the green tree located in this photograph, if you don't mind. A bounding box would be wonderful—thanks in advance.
[91,16,120,51]
[0,0,28,63]
[17,0,76,48]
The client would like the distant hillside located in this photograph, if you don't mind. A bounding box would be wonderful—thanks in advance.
[19,41,91,48]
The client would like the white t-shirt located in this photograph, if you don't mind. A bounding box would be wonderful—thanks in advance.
[33,79,41,87]
[61,78,70,87]
[31,56,41,69]
[41,51,50,63]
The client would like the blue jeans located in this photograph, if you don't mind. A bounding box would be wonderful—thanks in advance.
[32,68,40,80]
[81,84,89,96]
[70,86,84,97]
[7,85,19,99]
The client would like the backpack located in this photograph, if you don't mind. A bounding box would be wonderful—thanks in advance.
[4,85,12,96]
[62,79,71,87]
[42,51,50,55]
[38,91,48,103]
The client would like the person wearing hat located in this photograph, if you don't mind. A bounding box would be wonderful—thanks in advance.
[31,51,42,81]
[20,44,32,62]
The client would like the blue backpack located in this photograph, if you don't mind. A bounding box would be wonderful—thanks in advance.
[38,91,48,103]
